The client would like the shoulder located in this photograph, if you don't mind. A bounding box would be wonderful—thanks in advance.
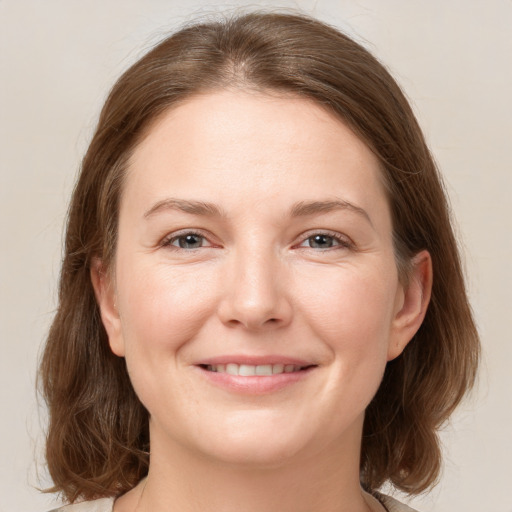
[47,497,115,512]
[376,493,420,512]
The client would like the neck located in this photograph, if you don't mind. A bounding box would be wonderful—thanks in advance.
[116,417,374,512]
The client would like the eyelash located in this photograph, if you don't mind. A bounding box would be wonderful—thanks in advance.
[160,230,354,252]
[295,230,354,251]
[161,230,213,250]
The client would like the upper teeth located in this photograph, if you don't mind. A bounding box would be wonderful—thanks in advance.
[205,363,303,376]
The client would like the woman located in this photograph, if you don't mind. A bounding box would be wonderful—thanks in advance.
[40,11,480,512]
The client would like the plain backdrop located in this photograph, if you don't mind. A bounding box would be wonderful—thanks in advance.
[1,1,511,511]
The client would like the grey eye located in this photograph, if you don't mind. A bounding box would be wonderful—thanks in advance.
[173,234,205,249]
[306,234,338,249]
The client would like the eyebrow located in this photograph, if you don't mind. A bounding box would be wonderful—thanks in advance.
[290,199,373,226]
[143,197,372,227]
[144,198,226,219]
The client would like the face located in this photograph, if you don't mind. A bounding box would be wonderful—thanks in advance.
[94,90,428,469]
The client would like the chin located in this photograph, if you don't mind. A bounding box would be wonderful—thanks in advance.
[182,410,333,469]
[199,435,308,469]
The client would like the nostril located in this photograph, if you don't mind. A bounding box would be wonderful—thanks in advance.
[225,317,280,328]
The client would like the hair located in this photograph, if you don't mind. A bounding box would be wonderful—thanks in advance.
[40,10,480,503]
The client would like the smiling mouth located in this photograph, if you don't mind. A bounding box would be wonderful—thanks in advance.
[199,363,315,376]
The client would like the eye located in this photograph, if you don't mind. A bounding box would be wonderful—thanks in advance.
[163,232,211,249]
[298,232,352,250]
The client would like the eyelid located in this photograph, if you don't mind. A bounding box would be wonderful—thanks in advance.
[158,228,353,251]
[160,228,217,249]
[293,229,355,250]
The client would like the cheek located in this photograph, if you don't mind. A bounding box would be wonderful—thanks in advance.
[295,263,398,385]
[114,261,222,413]
[116,260,218,360]
[299,263,397,338]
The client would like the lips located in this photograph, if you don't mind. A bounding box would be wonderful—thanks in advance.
[195,356,317,394]
[201,363,307,376]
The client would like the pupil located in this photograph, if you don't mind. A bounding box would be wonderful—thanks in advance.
[179,234,202,248]
[310,234,333,248]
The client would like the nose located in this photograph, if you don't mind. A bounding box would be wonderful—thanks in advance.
[217,247,293,331]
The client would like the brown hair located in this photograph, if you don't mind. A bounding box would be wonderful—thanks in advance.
[40,11,479,502]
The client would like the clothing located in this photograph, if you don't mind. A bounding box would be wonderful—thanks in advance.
[48,493,419,512]
[48,498,113,512]
[374,492,420,512]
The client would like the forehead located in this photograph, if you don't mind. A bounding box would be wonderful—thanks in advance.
[123,90,389,223]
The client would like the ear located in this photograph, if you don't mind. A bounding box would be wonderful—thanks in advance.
[387,250,433,361]
[90,258,125,357]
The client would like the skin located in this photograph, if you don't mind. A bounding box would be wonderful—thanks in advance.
[92,90,432,512]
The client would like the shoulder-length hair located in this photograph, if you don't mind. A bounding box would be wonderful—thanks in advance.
[40,11,479,503]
